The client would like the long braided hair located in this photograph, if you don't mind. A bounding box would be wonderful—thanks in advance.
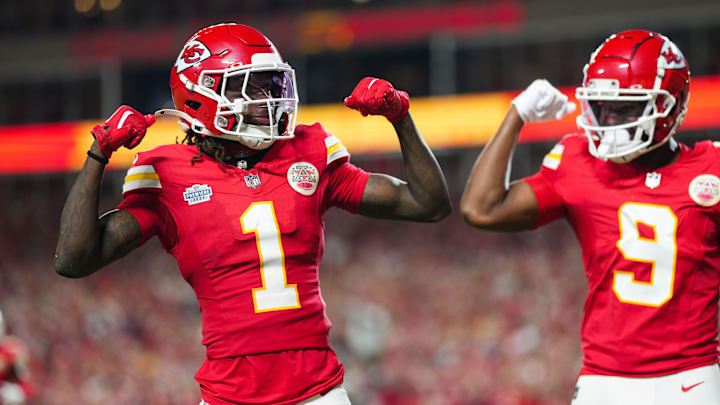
[180,131,229,165]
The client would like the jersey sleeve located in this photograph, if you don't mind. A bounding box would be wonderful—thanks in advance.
[522,140,568,228]
[296,123,370,211]
[321,161,370,214]
[116,150,177,249]
[318,129,369,213]
[116,193,177,249]
[298,123,369,213]
[324,132,351,168]
[121,157,162,196]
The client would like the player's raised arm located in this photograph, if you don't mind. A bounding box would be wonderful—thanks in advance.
[460,79,575,232]
[54,105,155,278]
[344,77,451,222]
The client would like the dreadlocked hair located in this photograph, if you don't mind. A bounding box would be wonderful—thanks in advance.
[179,131,229,165]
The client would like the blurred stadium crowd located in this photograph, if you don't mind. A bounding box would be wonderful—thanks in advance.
[2,0,720,404]
[0,154,586,405]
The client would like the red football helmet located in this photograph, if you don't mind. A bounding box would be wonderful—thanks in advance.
[158,23,298,150]
[575,30,690,162]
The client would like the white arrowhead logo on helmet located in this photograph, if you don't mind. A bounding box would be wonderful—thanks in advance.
[658,41,686,69]
[175,40,212,73]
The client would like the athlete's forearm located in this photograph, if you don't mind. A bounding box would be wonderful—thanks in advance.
[54,141,107,277]
[393,113,451,221]
[460,106,524,221]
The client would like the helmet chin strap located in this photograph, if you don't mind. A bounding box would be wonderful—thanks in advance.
[155,109,206,131]
[597,129,632,157]
[603,130,678,164]
[155,108,276,150]
[597,128,646,163]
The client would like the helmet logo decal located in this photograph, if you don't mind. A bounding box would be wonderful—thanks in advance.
[175,40,212,73]
[658,41,686,69]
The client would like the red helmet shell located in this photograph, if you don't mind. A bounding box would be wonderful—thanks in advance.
[170,24,285,137]
[582,29,690,143]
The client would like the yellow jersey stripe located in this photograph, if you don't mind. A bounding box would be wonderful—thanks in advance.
[327,142,344,156]
[122,179,162,194]
[124,172,160,183]
[327,147,349,165]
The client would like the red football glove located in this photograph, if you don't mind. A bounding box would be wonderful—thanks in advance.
[344,77,409,124]
[91,105,156,159]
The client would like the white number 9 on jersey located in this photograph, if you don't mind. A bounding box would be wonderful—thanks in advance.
[613,203,678,307]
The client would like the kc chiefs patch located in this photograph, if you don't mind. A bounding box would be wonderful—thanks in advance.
[175,40,212,73]
[689,174,720,207]
[287,162,319,196]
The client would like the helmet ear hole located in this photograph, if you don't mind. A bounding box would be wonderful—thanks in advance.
[185,100,202,110]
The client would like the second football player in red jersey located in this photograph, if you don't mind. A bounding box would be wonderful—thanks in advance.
[0,310,33,405]
[54,23,451,405]
[461,30,720,405]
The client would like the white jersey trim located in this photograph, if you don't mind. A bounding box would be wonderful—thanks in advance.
[325,135,349,165]
[123,164,162,193]
[542,144,565,170]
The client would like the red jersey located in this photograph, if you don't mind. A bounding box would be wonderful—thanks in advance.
[0,337,33,403]
[525,134,720,377]
[117,123,369,404]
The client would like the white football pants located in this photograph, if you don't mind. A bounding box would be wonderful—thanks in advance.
[199,385,351,405]
[571,364,720,405]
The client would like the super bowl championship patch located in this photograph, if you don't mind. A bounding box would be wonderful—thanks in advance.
[287,162,319,196]
[689,174,720,207]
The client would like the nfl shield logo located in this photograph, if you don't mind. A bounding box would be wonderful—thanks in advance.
[645,172,661,189]
[244,173,261,189]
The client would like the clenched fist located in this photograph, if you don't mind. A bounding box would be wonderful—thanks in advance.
[511,79,576,123]
[91,105,156,159]
[344,77,410,124]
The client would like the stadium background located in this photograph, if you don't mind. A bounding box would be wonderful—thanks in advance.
[0,0,719,404]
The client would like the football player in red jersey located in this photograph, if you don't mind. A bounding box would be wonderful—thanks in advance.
[0,310,33,405]
[460,30,720,405]
[54,23,450,405]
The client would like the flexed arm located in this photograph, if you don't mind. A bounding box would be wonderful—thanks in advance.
[54,106,155,278]
[460,80,575,231]
[344,77,451,222]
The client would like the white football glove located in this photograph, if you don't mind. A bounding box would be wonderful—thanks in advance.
[511,79,576,123]
[0,382,26,405]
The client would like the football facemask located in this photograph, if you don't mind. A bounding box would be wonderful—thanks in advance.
[163,64,297,150]
[576,80,677,162]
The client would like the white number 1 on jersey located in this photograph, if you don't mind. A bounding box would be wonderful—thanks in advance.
[241,202,301,312]
[613,202,678,307]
